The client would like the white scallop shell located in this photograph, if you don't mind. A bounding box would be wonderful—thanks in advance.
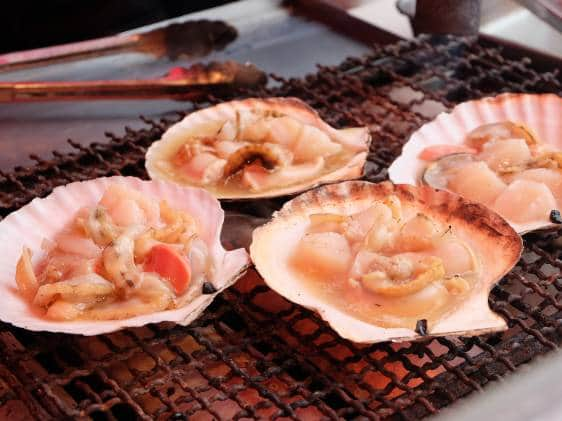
[388,93,562,233]
[146,97,371,199]
[250,181,522,343]
[0,176,251,335]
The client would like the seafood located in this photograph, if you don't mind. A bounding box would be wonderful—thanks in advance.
[0,177,250,335]
[146,97,371,199]
[388,93,562,233]
[250,181,522,343]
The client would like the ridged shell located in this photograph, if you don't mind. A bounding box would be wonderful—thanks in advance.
[250,181,522,343]
[388,93,562,233]
[145,97,371,199]
[0,176,251,335]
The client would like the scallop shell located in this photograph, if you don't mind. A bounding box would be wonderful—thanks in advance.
[388,93,562,233]
[0,176,251,335]
[250,181,522,343]
[146,97,371,199]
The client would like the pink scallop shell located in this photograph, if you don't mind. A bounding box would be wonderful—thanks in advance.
[0,177,251,335]
[250,181,522,343]
[146,97,371,199]
[388,93,562,233]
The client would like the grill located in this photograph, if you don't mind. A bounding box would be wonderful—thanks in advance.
[1,35,561,420]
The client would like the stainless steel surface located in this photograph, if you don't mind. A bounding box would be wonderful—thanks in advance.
[0,62,266,102]
[0,0,369,171]
[517,0,562,32]
[481,0,562,58]
[436,350,562,421]
[350,0,562,58]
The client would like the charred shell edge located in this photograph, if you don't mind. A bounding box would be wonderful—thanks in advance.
[254,180,523,342]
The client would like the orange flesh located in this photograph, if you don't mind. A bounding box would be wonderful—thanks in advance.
[15,185,207,321]
[421,123,562,225]
[419,144,477,161]
[241,163,270,190]
[144,244,191,295]
[290,203,476,330]
[15,247,38,300]
[161,112,358,195]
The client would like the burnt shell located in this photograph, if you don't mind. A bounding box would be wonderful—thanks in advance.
[250,180,523,343]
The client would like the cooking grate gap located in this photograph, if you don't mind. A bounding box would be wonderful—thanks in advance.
[251,340,275,358]
[91,410,111,421]
[219,310,248,332]
[417,76,446,93]
[307,378,327,393]
[9,327,41,349]
[321,390,348,411]
[63,380,90,405]
[111,402,139,420]
[445,85,472,103]
[80,373,111,396]
[35,352,64,375]
[362,69,394,88]
[57,346,84,367]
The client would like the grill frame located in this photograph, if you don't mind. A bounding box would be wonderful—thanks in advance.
[0,35,561,420]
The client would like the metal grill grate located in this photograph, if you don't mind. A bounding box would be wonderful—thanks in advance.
[0,35,561,420]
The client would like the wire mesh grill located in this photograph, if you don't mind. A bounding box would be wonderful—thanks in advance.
[0,35,561,420]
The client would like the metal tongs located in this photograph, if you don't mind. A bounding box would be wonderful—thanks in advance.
[0,20,238,72]
[0,61,267,102]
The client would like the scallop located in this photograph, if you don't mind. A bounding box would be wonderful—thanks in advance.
[0,177,251,335]
[478,138,531,173]
[293,232,353,278]
[445,160,507,206]
[422,153,476,189]
[513,168,562,202]
[465,121,538,150]
[146,97,371,199]
[250,181,522,343]
[423,155,507,206]
[493,180,557,224]
[389,93,562,233]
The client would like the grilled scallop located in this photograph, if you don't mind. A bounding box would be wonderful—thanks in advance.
[0,177,250,335]
[250,181,522,343]
[389,93,562,233]
[145,97,371,199]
